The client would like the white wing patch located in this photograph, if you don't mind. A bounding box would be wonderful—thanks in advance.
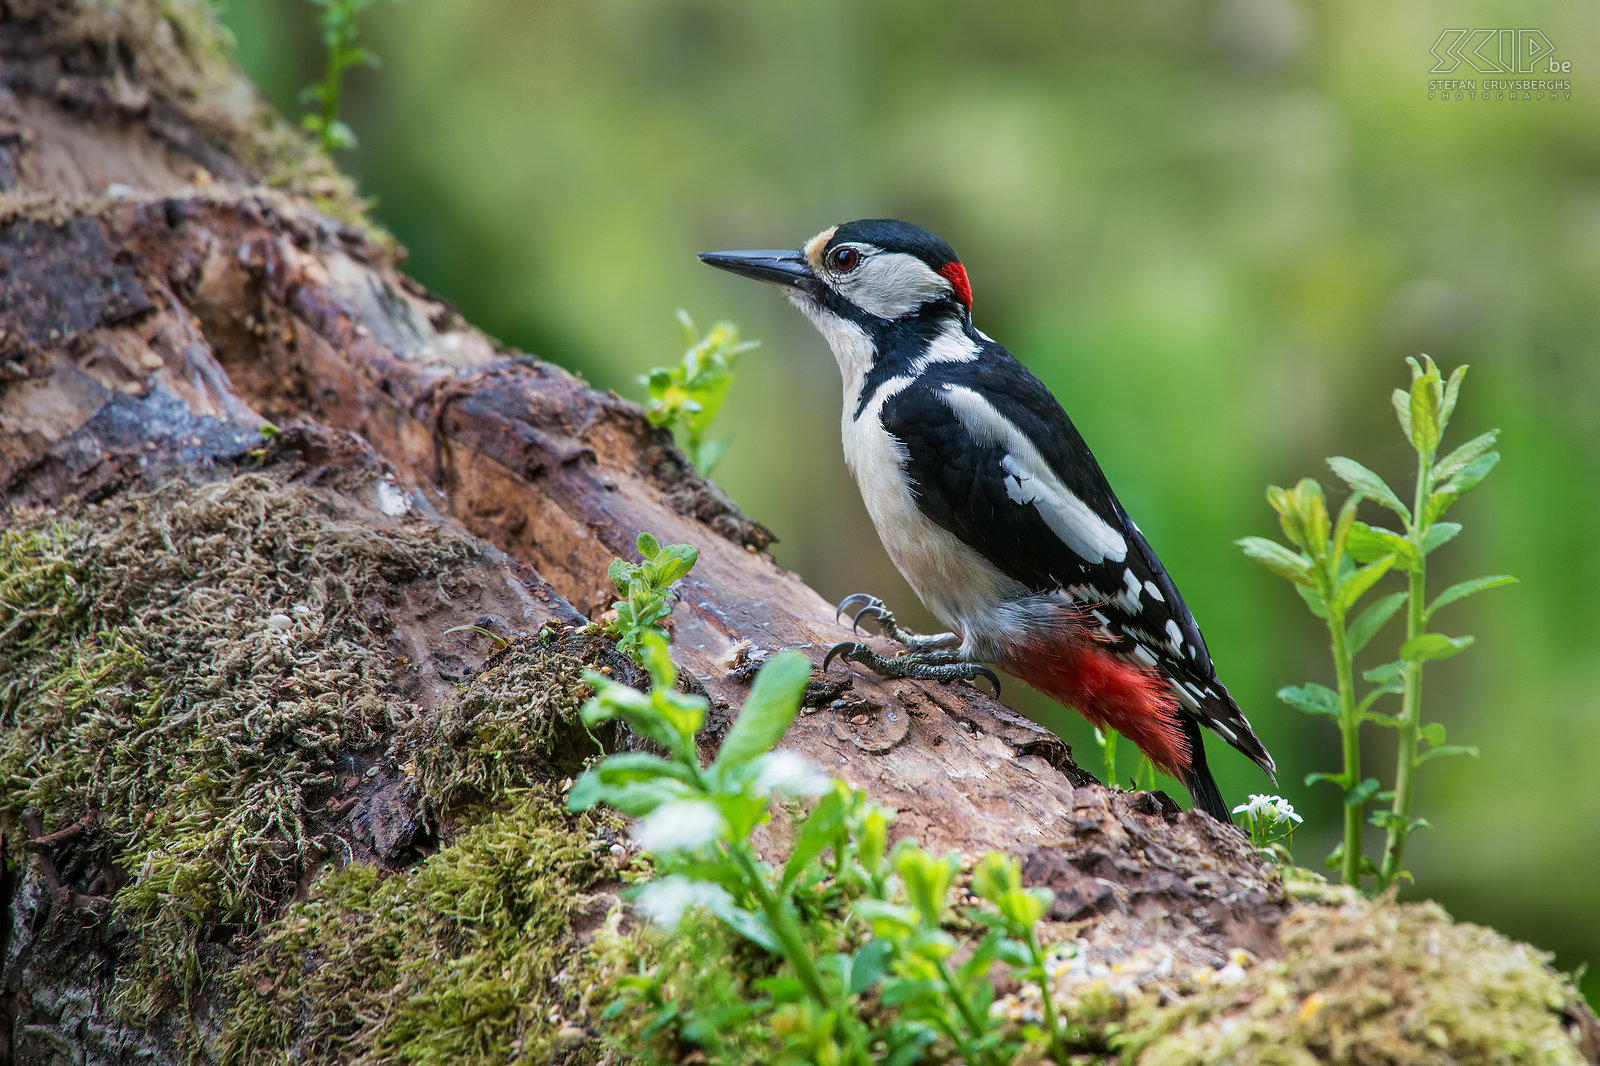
[1165,618,1185,654]
[940,385,1129,565]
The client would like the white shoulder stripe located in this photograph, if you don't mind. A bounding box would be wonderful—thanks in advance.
[911,323,980,372]
[939,385,1129,565]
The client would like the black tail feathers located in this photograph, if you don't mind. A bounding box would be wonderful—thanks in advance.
[1177,715,1232,822]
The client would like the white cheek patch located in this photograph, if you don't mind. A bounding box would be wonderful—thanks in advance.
[939,385,1129,565]
[839,250,953,319]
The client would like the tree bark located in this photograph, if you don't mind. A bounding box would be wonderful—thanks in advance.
[1,3,1594,1065]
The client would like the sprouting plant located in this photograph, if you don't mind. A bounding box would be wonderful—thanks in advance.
[1354,356,1511,888]
[642,311,756,475]
[1239,356,1511,890]
[1092,727,1157,795]
[300,0,399,152]
[1092,725,1119,788]
[571,632,1076,1065]
[1231,793,1302,859]
[602,532,698,663]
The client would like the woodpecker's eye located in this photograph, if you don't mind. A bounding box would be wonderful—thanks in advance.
[828,246,861,273]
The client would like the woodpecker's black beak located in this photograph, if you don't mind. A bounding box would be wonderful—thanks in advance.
[699,249,818,294]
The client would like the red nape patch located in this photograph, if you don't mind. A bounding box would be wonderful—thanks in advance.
[937,261,972,309]
[1002,635,1190,776]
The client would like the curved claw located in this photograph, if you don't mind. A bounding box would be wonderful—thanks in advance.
[823,641,864,672]
[835,593,882,625]
[968,665,1002,696]
[851,603,890,635]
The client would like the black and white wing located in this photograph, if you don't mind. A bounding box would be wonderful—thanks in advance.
[878,339,1274,776]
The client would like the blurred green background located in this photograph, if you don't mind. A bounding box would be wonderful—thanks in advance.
[220,0,1599,1002]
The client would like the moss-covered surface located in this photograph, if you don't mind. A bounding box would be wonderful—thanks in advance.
[1116,896,1591,1066]
[411,637,626,817]
[218,788,637,1066]
[0,474,480,1018]
[4,475,1592,1066]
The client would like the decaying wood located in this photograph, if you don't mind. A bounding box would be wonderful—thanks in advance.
[3,3,1595,1065]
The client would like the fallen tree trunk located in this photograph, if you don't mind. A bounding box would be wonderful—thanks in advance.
[1,2,1594,1064]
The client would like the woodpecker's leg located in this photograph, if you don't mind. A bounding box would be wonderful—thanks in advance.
[834,593,960,651]
[823,641,1000,695]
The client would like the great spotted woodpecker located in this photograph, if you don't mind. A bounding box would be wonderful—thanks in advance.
[700,219,1275,820]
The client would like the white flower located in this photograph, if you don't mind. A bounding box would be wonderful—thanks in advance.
[753,750,832,798]
[633,875,732,930]
[632,799,726,855]
[1232,793,1301,825]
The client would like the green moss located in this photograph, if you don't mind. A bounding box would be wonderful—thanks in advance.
[0,520,92,711]
[0,474,479,1019]
[411,636,607,817]
[1118,898,1590,1066]
[218,788,633,1066]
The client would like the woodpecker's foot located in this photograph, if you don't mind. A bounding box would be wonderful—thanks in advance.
[823,641,1000,695]
[834,593,960,651]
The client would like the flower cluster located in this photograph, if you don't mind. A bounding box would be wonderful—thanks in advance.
[1232,793,1303,852]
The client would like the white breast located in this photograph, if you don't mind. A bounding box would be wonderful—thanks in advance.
[842,379,1026,648]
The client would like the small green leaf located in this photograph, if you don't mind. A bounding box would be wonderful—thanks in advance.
[1370,810,1431,834]
[638,632,679,689]
[636,531,661,558]
[1437,451,1499,496]
[1346,521,1415,567]
[1400,632,1475,662]
[1328,457,1410,523]
[1426,575,1516,621]
[1347,591,1407,655]
[848,939,894,995]
[859,808,889,877]
[782,788,846,890]
[567,770,695,816]
[650,544,699,587]
[1439,363,1467,428]
[1334,555,1396,613]
[1391,387,1412,441]
[1419,744,1480,763]
[1345,777,1381,807]
[1408,370,1443,456]
[712,651,812,772]
[1421,722,1446,746]
[1237,537,1313,585]
[1331,492,1362,565]
[1306,771,1351,790]
[1295,583,1331,619]
[1424,489,1459,525]
[1363,659,1404,685]
[1267,481,1327,554]
[1433,429,1497,481]
[1421,522,1461,555]
[704,897,781,953]
[895,847,960,929]
[1277,683,1339,718]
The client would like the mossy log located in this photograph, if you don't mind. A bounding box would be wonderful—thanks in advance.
[1,2,1595,1064]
